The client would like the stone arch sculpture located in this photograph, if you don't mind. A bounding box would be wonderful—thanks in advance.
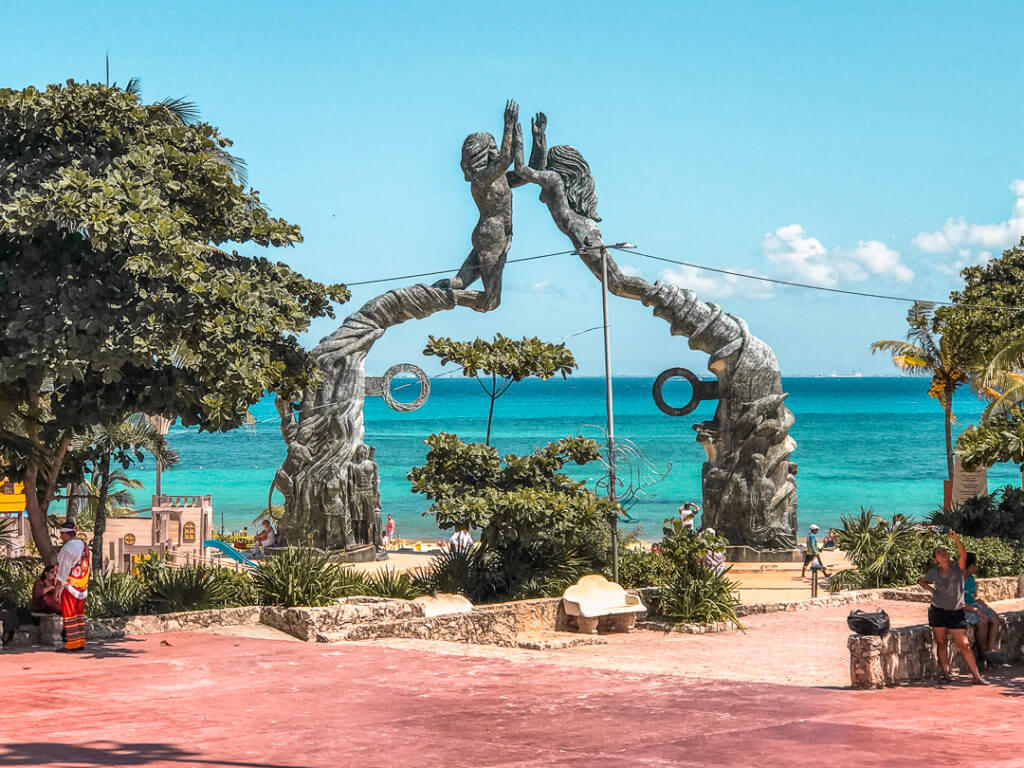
[274,106,797,551]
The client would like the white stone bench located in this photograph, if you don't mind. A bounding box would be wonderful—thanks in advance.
[32,612,62,647]
[562,574,646,634]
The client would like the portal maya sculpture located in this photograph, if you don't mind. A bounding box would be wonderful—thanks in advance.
[274,104,797,552]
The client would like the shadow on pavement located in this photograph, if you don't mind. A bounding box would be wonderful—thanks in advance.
[2,635,146,659]
[0,741,306,768]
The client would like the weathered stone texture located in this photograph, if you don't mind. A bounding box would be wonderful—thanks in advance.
[87,606,261,639]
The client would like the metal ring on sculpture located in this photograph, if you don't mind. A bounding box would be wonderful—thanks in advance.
[652,367,719,417]
[380,363,431,412]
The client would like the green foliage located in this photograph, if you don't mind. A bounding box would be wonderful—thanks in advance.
[423,334,576,444]
[829,510,941,591]
[959,535,1024,577]
[929,485,1024,541]
[0,557,37,612]
[147,564,239,613]
[0,81,347,558]
[654,519,741,627]
[937,239,1024,369]
[360,569,422,600]
[616,548,676,589]
[254,547,351,607]
[85,571,150,618]
[409,432,616,601]
[958,412,1024,472]
[424,334,577,383]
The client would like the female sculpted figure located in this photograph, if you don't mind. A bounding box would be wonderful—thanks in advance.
[511,115,645,300]
[434,100,519,311]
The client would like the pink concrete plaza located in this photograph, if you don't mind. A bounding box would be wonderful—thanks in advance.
[3,627,1024,768]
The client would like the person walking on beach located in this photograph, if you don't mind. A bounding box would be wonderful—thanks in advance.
[801,524,829,578]
[918,531,986,684]
[55,522,89,652]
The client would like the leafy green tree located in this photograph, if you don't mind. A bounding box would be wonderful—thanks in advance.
[872,302,969,496]
[408,432,615,599]
[0,81,347,562]
[936,239,1024,369]
[423,334,576,445]
[957,410,1024,473]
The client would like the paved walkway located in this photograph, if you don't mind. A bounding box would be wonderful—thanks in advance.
[3,630,1023,767]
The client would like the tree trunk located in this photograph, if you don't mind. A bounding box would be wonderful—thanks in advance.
[944,393,955,506]
[485,374,497,446]
[91,453,112,573]
[23,467,56,565]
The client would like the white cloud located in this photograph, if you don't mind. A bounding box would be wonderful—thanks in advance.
[658,265,774,300]
[619,264,641,277]
[761,225,913,285]
[936,249,992,277]
[914,180,1024,253]
[530,281,551,292]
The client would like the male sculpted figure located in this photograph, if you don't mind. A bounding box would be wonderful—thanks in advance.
[434,100,520,311]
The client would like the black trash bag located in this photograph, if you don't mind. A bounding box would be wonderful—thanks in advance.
[847,608,890,636]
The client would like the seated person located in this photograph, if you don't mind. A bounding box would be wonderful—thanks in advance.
[31,564,60,614]
[822,529,838,550]
[253,519,278,556]
[963,552,1003,662]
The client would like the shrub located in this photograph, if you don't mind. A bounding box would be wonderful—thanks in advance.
[255,547,350,607]
[0,557,38,615]
[86,572,150,618]
[929,486,1024,542]
[409,433,616,602]
[361,569,422,599]
[147,565,239,613]
[959,535,1024,577]
[830,509,943,592]
[616,548,675,589]
[654,520,741,627]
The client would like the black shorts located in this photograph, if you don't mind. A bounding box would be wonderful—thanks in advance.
[928,605,967,630]
[803,553,819,565]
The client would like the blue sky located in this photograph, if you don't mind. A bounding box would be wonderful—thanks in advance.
[8,1,1024,375]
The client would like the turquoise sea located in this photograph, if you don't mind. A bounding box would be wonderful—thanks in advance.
[127,377,1021,540]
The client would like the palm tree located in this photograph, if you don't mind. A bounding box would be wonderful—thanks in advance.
[977,334,1024,420]
[872,302,969,504]
[78,417,179,572]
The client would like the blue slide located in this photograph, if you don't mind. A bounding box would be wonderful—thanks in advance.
[203,540,259,568]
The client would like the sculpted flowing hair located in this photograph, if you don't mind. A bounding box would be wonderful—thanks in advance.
[546,145,601,222]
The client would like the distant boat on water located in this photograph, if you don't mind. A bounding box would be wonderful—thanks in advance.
[813,372,865,378]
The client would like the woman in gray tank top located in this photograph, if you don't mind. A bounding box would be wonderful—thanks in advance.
[918,530,985,684]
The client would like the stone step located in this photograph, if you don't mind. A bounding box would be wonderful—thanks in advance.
[515,632,608,650]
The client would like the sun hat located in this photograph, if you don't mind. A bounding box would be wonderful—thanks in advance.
[59,521,77,533]
[809,524,819,532]
[705,527,716,536]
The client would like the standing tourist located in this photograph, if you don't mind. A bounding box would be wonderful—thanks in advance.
[678,502,699,534]
[383,514,397,548]
[918,531,985,684]
[450,527,473,553]
[801,524,830,578]
[702,528,726,575]
[55,522,89,652]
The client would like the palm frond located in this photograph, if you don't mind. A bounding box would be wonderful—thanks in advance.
[153,96,201,125]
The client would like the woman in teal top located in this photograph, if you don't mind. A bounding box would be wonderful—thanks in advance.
[963,552,1002,662]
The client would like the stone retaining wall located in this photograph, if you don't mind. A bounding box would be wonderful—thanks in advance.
[849,610,1024,688]
[260,597,424,641]
[87,606,261,639]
